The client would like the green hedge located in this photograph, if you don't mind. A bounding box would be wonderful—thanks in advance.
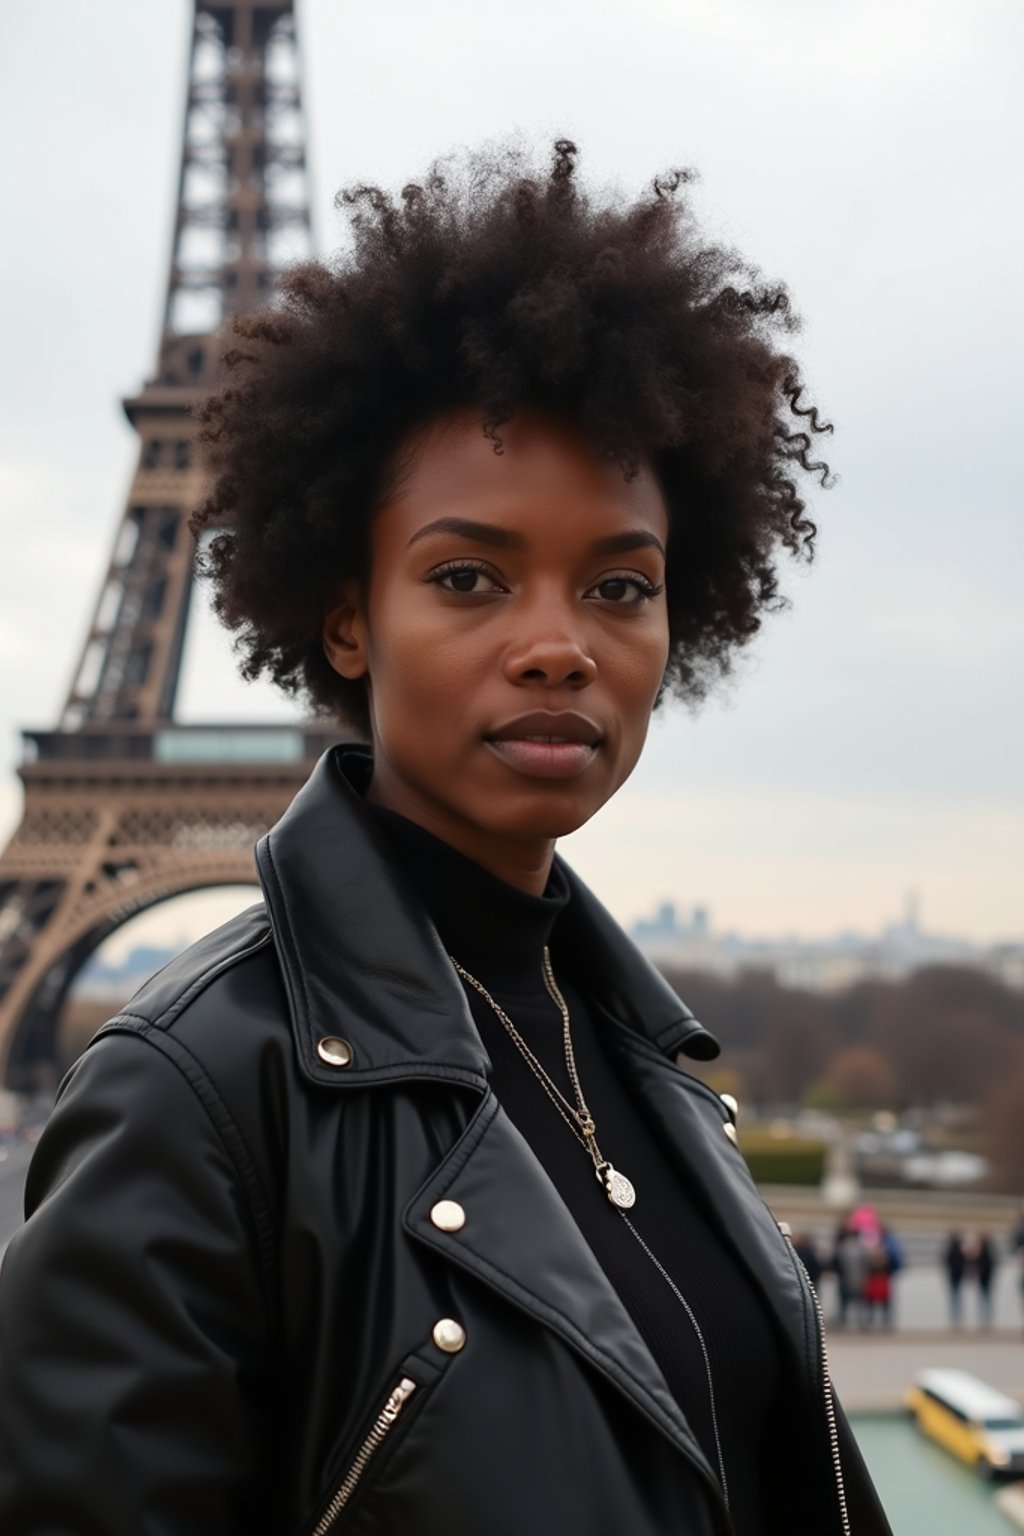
[739,1134,826,1187]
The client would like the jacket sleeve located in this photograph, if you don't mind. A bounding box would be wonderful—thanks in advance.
[0,1030,273,1534]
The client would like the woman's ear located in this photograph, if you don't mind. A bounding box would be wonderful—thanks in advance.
[322,584,369,680]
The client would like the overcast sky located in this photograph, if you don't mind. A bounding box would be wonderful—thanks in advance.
[1,0,1021,961]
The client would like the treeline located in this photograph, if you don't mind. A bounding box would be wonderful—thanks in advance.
[658,963,1024,1189]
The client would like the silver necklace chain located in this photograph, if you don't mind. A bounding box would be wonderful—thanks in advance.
[451,948,636,1206]
[449,947,731,1512]
[616,1209,730,1507]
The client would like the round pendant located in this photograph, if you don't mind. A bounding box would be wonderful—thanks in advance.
[603,1166,637,1209]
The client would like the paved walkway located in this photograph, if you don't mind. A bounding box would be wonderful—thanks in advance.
[814,1265,1024,1410]
[830,1334,1024,1412]
[816,1262,1024,1333]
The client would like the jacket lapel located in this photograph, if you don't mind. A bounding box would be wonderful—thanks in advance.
[404,1088,726,1501]
[256,746,721,1089]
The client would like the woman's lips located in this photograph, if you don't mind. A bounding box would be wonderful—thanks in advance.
[484,737,599,778]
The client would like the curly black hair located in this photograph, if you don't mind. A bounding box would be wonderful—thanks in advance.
[192,139,832,734]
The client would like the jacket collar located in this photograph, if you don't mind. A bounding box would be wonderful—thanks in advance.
[255,745,718,1089]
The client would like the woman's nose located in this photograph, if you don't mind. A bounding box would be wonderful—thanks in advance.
[502,613,598,689]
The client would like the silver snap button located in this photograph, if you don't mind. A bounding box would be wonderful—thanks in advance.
[723,1121,738,1144]
[719,1092,739,1122]
[316,1036,354,1067]
[430,1200,466,1232]
[432,1317,466,1354]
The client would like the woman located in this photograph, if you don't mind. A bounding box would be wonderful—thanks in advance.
[0,142,890,1534]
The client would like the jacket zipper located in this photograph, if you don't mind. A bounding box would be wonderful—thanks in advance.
[806,1272,852,1536]
[311,1377,418,1535]
[782,1227,851,1536]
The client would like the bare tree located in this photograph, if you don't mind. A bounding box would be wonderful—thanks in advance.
[983,1066,1024,1193]
[823,1045,898,1110]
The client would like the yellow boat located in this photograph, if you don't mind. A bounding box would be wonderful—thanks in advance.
[905,1369,1024,1478]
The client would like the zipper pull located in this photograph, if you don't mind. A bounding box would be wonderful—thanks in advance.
[383,1378,417,1421]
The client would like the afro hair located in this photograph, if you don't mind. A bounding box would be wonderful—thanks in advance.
[192,139,833,733]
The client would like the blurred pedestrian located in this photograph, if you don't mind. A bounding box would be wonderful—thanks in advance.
[834,1218,869,1328]
[881,1224,904,1280]
[863,1240,893,1329]
[967,1233,998,1329]
[869,1224,902,1329]
[1011,1205,1024,1328]
[943,1232,967,1328]
[792,1232,823,1288]
[878,1222,902,1320]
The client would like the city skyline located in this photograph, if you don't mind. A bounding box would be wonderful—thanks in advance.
[78,870,1023,977]
[77,881,1023,1005]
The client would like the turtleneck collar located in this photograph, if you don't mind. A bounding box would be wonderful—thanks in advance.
[368,804,570,998]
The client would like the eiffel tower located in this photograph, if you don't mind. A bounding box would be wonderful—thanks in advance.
[0,1,340,1090]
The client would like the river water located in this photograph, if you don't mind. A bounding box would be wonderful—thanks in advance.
[853,1414,1019,1533]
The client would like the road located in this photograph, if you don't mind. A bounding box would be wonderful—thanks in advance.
[831,1332,1024,1411]
[0,1143,33,1261]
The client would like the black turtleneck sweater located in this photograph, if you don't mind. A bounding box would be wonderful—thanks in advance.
[370,805,784,1536]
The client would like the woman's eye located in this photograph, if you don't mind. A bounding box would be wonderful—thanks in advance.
[590,574,662,604]
[431,564,503,595]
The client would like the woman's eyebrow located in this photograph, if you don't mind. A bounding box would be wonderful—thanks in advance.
[590,530,666,559]
[408,518,666,558]
[408,517,525,549]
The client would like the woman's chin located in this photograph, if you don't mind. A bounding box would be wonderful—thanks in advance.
[486,795,606,843]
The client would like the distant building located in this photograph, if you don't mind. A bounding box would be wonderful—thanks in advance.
[630,899,1024,993]
[75,944,182,1000]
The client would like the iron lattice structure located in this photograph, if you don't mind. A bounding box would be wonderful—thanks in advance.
[0,1,340,1089]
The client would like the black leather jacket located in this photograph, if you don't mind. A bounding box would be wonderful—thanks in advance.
[0,747,891,1535]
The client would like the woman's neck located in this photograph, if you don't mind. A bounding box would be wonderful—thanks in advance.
[366,801,571,994]
[364,776,556,895]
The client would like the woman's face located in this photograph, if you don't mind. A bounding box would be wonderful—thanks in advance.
[323,408,670,890]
